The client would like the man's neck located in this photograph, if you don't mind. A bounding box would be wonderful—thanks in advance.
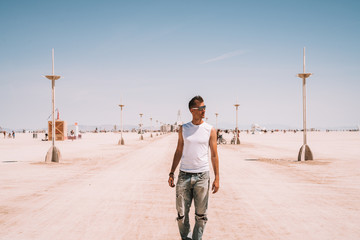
[192,118,203,125]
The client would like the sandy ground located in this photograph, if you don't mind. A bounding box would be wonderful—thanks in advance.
[0,131,359,240]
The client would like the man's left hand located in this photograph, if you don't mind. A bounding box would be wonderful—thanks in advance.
[212,179,219,194]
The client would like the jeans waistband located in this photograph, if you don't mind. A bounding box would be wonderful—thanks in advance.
[179,170,208,175]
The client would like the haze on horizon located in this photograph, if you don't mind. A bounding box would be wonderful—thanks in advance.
[0,0,359,130]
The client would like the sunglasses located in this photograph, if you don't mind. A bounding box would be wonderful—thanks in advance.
[192,105,206,111]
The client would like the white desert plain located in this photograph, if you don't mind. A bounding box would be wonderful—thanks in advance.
[0,131,359,240]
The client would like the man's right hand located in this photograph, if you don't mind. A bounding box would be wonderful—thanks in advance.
[168,176,175,188]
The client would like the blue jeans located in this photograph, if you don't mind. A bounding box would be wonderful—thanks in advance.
[176,171,210,240]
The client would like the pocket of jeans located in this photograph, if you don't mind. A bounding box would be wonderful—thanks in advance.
[176,177,185,198]
[177,174,184,186]
[199,171,210,180]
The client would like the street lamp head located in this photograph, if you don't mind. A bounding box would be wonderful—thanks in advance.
[297,73,312,79]
[45,75,61,81]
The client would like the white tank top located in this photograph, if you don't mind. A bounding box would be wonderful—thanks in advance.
[180,121,213,173]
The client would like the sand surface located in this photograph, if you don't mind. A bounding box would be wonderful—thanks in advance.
[0,131,359,240]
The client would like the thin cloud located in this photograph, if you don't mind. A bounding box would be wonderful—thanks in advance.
[201,50,245,64]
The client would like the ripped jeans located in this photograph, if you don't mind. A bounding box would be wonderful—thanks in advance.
[176,170,210,240]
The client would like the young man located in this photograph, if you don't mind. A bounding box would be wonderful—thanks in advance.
[168,95,219,240]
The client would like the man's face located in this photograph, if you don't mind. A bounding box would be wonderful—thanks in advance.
[190,100,206,119]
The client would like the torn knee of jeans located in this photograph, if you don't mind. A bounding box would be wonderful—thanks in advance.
[195,213,208,221]
[177,213,185,221]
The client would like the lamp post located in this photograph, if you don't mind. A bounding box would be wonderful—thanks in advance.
[215,113,219,130]
[118,104,125,145]
[156,120,159,136]
[150,117,153,138]
[45,49,61,163]
[234,103,240,144]
[297,47,313,161]
[139,113,144,140]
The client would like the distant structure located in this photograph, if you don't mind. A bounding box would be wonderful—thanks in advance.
[297,47,313,161]
[74,122,79,138]
[174,109,183,130]
[161,123,172,133]
[251,123,265,134]
[150,117,153,138]
[44,49,62,163]
[233,103,241,144]
[177,110,182,125]
[156,120,159,136]
[139,113,144,140]
[47,117,67,141]
[215,113,219,130]
[118,104,125,145]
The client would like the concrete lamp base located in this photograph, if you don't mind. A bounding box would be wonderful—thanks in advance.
[298,144,313,161]
[45,146,61,163]
[118,138,125,145]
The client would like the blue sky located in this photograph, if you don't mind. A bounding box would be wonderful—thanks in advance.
[0,0,359,130]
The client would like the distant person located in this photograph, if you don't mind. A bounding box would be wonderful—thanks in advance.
[231,129,239,144]
[12,131,15,138]
[168,95,219,240]
[217,129,225,145]
[3,131,6,139]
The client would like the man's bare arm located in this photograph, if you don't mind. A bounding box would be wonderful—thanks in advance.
[168,126,184,188]
[209,127,219,193]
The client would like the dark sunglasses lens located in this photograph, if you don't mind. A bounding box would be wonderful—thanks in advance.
[199,106,206,111]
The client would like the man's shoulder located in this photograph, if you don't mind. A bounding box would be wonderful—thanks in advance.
[182,122,192,128]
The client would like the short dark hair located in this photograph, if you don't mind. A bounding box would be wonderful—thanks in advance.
[188,95,204,109]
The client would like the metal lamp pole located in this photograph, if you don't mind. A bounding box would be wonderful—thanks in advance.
[139,113,144,140]
[150,117,153,138]
[215,113,219,130]
[156,120,159,136]
[297,47,313,161]
[234,103,240,144]
[118,104,125,145]
[45,48,61,162]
